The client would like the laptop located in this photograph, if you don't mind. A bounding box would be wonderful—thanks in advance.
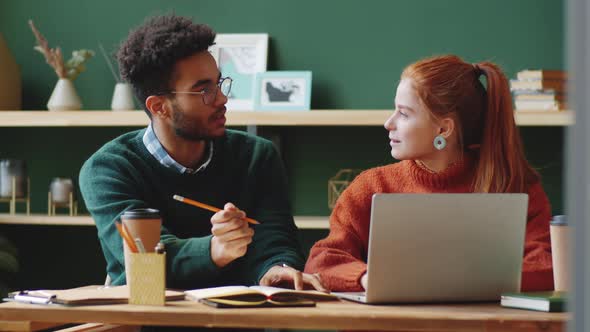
[334,193,528,304]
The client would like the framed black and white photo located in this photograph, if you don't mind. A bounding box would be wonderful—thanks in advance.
[254,71,312,111]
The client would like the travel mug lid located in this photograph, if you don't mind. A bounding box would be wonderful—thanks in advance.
[550,215,568,226]
[122,208,160,219]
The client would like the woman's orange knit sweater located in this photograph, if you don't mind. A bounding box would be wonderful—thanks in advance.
[305,155,554,292]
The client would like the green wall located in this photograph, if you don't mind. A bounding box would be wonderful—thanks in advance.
[0,0,564,290]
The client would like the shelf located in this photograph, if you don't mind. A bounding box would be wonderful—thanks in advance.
[0,110,574,127]
[0,214,93,226]
[291,216,330,229]
[0,214,330,229]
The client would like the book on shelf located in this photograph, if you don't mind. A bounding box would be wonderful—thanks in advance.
[516,70,567,81]
[510,79,566,92]
[501,291,567,312]
[185,285,337,308]
[4,285,185,306]
[513,90,566,102]
[514,99,567,111]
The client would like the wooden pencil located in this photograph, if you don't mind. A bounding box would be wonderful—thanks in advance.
[173,195,259,225]
[115,221,139,252]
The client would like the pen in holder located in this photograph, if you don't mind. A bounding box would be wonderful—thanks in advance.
[119,208,164,305]
[128,251,166,306]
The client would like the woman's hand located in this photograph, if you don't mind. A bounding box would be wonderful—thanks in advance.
[259,264,328,292]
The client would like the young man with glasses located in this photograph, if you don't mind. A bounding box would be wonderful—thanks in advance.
[79,14,325,293]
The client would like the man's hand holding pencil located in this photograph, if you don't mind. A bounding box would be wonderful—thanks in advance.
[173,194,327,292]
[209,202,255,268]
[173,195,257,267]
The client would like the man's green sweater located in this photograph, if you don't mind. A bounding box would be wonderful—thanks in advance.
[79,129,304,289]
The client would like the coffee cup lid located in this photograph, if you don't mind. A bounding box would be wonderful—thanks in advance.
[122,208,160,219]
[550,215,568,226]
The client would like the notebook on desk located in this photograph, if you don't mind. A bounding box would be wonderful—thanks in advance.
[5,285,185,305]
[334,193,529,304]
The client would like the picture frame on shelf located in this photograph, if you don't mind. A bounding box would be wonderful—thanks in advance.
[253,71,312,111]
[209,34,268,111]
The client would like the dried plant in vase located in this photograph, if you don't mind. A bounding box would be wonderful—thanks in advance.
[99,43,136,111]
[28,20,95,110]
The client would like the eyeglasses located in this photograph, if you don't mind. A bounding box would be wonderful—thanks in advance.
[165,77,233,105]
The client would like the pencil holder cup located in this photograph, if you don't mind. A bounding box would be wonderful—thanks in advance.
[128,252,166,305]
[121,208,162,283]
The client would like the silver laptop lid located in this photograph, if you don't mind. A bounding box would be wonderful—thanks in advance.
[365,193,528,303]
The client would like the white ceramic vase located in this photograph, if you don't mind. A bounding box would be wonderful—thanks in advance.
[47,78,82,111]
[111,83,135,111]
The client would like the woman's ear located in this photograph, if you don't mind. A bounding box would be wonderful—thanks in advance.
[145,95,169,118]
[438,117,455,138]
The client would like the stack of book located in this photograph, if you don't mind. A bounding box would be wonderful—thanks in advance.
[510,69,567,112]
[501,291,567,312]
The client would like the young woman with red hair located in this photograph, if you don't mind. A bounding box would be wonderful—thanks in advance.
[305,55,553,292]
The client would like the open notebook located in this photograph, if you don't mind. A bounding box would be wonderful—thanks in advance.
[5,285,185,305]
[185,286,337,308]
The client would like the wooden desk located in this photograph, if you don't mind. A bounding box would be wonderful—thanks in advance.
[0,300,568,331]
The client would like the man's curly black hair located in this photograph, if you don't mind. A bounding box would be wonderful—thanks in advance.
[117,14,216,117]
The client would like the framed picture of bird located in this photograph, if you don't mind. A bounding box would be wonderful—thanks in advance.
[254,71,312,111]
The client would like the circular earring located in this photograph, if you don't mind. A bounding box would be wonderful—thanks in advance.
[434,135,447,150]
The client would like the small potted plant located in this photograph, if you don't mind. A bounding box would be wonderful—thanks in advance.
[29,20,94,111]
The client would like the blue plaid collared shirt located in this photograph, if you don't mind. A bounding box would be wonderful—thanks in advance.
[142,124,213,174]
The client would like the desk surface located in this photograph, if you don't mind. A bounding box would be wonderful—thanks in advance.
[0,300,568,332]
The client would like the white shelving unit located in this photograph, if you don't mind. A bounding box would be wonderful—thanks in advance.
[0,214,330,230]
[0,109,571,229]
[0,110,574,127]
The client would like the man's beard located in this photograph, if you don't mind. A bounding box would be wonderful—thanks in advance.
[170,101,221,142]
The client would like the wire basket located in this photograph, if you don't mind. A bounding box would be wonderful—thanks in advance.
[328,169,362,209]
